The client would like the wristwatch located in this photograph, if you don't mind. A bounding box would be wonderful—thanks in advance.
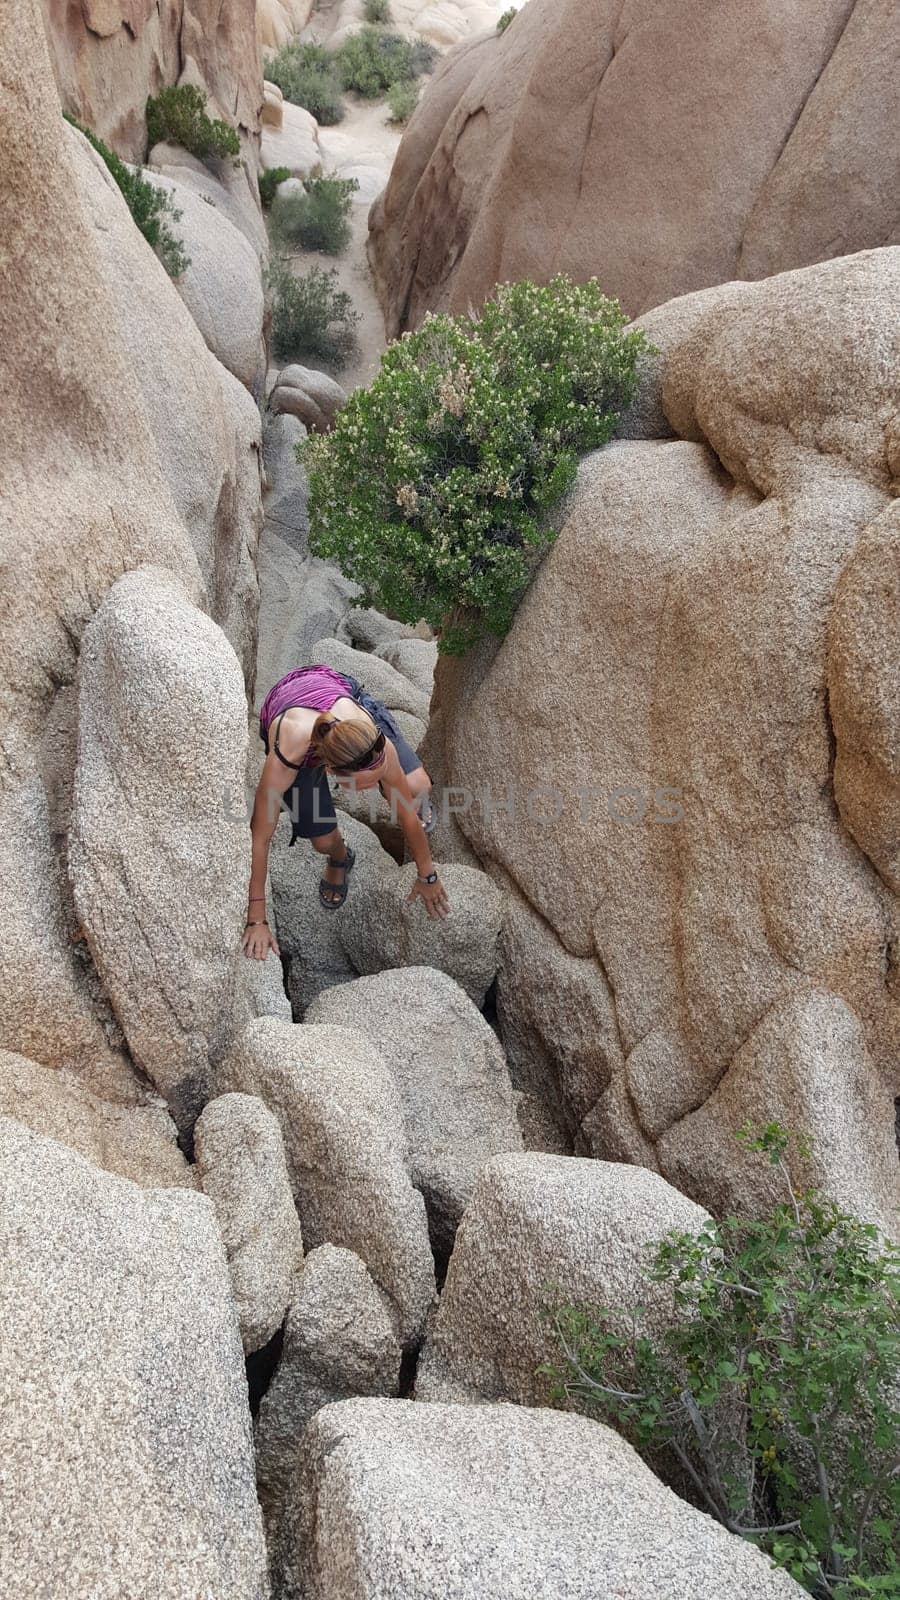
[417,871,439,885]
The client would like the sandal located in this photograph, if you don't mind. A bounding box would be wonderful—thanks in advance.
[319,844,356,910]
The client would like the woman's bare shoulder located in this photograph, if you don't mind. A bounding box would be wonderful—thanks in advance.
[273,705,314,763]
[378,738,406,785]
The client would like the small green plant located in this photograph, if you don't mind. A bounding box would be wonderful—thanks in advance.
[409,37,438,75]
[497,6,517,32]
[264,40,345,124]
[387,79,419,123]
[303,275,647,652]
[270,174,359,254]
[267,261,360,367]
[363,0,391,19]
[259,165,292,209]
[336,26,415,96]
[546,1126,900,1600]
[64,113,189,277]
[146,84,240,164]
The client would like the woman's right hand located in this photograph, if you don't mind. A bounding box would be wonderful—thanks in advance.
[242,921,281,961]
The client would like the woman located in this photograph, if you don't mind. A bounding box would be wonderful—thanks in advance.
[242,663,448,960]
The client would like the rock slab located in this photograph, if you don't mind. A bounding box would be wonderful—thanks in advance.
[270,1396,806,1600]
[217,1017,435,1347]
[195,1091,304,1352]
[307,967,522,1258]
[418,1153,711,1405]
[69,567,249,1134]
[0,1116,268,1600]
[255,1244,401,1523]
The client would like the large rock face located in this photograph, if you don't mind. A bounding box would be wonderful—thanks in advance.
[270,1397,806,1600]
[0,1117,268,1599]
[1,2,265,1174]
[68,125,263,675]
[142,167,267,392]
[424,249,900,1228]
[69,567,250,1134]
[0,0,208,1116]
[39,0,263,161]
[369,0,900,332]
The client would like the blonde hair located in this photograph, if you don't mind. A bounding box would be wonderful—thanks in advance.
[309,712,384,774]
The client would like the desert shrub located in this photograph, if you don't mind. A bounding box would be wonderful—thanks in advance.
[363,0,391,18]
[336,26,414,96]
[267,261,360,367]
[259,165,292,209]
[546,1125,900,1600]
[145,84,239,163]
[497,6,517,32]
[64,113,189,277]
[409,37,438,74]
[387,79,419,123]
[264,40,345,124]
[303,275,646,653]
[270,174,359,254]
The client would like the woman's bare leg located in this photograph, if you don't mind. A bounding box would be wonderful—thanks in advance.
[311,827,350,906]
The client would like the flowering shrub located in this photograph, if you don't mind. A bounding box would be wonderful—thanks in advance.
[303,276,648,652]
[336,27,416,97]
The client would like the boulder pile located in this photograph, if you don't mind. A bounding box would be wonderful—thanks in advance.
[2,0,897,1595]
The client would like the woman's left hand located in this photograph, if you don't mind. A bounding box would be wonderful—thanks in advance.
[406,875,450,920]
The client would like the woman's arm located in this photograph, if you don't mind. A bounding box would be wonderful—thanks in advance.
[243,749,300,958]
[380,749,449,921]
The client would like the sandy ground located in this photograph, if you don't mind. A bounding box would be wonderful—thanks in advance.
[266,94,401,395]
[316,97,403,390]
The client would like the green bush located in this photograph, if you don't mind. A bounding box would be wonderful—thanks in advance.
[267,261,360,367]
[363,0,391,18]
[409,37,438,75]
[264,40,345,124]
[145,84,240,163]
[546,1125,900,1600]
[303,276,647,653]
[64,113,189,278]
[387,79,419,123]
[270,174,359,254]
[259,165,292,209]
[336,26,414,96]
[497,6,517,32]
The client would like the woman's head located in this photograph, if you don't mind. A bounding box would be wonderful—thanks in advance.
[310,712,386,782]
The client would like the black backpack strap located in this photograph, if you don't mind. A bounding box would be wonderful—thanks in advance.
[271,709,306,771]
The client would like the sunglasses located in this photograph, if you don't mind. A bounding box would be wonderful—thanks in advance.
[330,730,386,776]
